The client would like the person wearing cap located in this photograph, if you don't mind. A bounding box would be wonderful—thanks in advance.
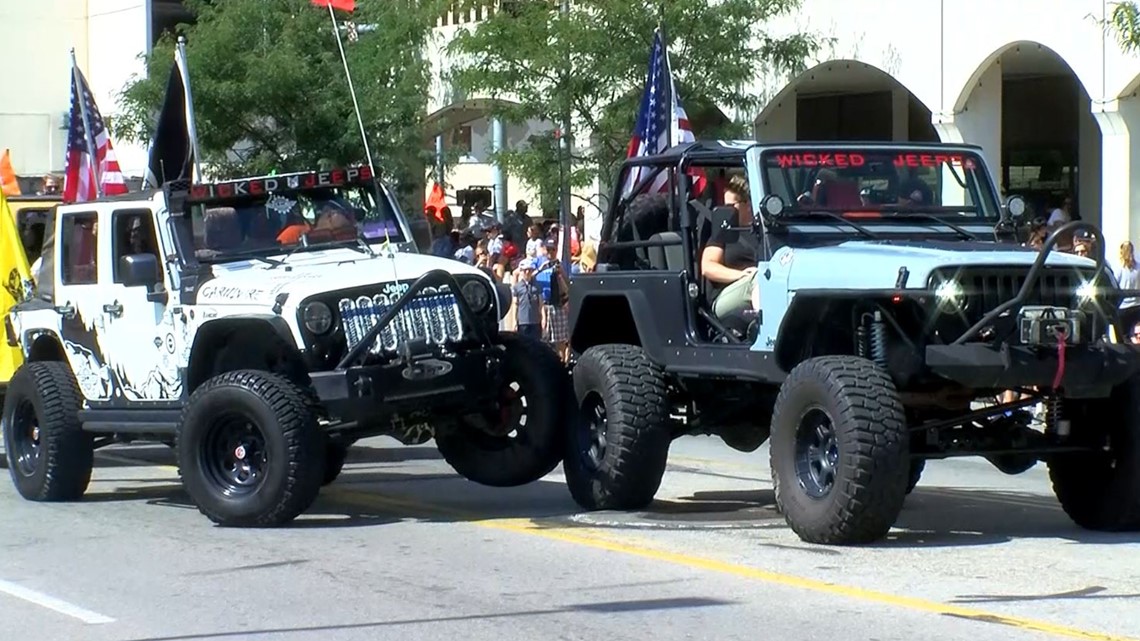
[512,257,542,340]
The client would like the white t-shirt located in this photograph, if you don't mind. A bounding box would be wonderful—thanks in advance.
[1047,208,1070,227]
[1117,265,1140,308]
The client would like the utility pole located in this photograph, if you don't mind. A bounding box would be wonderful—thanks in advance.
[558,0,572,272]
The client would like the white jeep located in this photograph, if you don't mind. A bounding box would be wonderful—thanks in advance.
[1,166,568,526]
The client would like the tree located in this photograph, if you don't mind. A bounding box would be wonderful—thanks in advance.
[445,0,820,211]
[116,0,439,209]
[1108,1,1140,53]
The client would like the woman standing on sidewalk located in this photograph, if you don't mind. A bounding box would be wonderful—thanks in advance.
[1116,241,1140,330]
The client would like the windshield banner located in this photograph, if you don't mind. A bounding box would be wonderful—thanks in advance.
[771,152,976,170]
[187,166,374,203]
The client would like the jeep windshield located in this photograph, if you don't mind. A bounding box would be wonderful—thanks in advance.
[183,167,406,264]
[759,148,1001,223]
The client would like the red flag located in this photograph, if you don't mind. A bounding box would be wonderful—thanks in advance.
[425,182,447,221]
[310,0,355,11]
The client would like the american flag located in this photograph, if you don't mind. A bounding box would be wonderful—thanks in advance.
[620,28,701,199]
[63,65,128,203]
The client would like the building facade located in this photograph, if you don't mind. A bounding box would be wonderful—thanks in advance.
[427,0,1140,252]
[0,0,191,187]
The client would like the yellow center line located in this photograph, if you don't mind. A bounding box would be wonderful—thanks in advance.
[95,452,1138,641]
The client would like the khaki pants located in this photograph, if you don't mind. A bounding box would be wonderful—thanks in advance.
[712,274,755,319]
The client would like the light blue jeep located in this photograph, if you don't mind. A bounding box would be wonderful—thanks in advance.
[564,140,1140,545]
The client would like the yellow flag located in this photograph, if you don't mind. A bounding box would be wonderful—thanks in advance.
[0,189,33,383]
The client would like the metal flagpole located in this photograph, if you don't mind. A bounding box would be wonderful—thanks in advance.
[558,0,572,274]
[70,49,103,198]
[176,36,204,182]
[658,25,674,151]
[324,2,391,248]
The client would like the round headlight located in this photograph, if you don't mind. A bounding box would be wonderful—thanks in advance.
[934,280,966,312]
[301,301,333,334]
[461,279,492,314]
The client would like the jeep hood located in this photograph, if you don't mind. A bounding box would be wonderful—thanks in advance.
[194,248,489,307]
[781,240,1098,291]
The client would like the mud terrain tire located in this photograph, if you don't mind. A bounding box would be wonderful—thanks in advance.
[176,370,326,527]
[434,332,567,487]
[769,356,909,545]
[2,362,93,501]
[563,344,671,511]
[1048,374,1140,531]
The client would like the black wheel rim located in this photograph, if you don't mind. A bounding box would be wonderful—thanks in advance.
[199,412,269,498]
[794,407,839,499]
[9,399,41,477]
[576,392,608,471]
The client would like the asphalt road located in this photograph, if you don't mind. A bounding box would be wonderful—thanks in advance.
[1,435,1139,641]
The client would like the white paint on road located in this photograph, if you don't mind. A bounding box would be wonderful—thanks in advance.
[0,578,115,624]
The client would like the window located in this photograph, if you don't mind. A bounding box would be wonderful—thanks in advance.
[60,212,98,285]
[112,209,162,284]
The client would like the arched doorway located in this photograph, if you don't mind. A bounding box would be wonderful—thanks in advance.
[754,60,939,143]
[952,42,1099,229]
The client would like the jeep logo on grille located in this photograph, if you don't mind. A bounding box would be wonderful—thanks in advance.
[381,281,410,298]
[401,358,453,381]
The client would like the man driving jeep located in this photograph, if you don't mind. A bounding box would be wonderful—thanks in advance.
[700,175,759,321]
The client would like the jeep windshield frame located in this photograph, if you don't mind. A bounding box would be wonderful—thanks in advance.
[753,145,1002,229]
[170,166,409,266]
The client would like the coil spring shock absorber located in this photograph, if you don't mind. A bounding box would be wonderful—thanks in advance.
[870,310,887,367]
[856,314,869,358]
[1045,395,1070,439]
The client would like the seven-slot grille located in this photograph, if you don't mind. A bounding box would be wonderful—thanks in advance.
[338,286,463,353]
[932,266,1092,319]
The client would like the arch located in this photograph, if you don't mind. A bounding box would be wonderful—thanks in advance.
[423,98,518,140]
[753,59,940,143]
[952,41,1090,114]
[953,40,1098,232]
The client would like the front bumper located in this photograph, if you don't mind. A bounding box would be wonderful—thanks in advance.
[925,343,1140,396]
[310,344,503,422]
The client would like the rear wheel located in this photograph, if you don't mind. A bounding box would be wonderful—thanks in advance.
[769,356,909,545]
[1048,377,1140,531]
[434,332,567,487]
[563,344,672,511]
[176,370,326,527]
[2,362,93,501]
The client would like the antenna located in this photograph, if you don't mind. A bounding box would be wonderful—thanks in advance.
[321,3,393,251]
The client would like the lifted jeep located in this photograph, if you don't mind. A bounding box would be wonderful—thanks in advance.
[563,140,1140,545]
[2,165,568,527]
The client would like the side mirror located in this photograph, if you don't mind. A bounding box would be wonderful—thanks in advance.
[120,253,160,288]
[1005,195,1027,220]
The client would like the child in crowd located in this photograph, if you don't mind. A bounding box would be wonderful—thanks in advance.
[512,258,542,340]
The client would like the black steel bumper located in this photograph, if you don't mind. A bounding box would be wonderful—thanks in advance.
[310,345,503,422]
[925,342,1140,396]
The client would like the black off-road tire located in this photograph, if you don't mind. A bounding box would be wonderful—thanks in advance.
[175,370,326,527]
[323,441,349,486]
[769,356,910,545]
[906,458,925,494]
[2,362,93,501]
[434,332,567,487]
[1047,375,1140,531]
[563,344,671,511]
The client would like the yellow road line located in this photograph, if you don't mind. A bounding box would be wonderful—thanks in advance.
[95,452,1138,641]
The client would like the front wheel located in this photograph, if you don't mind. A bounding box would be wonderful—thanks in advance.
[176,370,326,527]
[434,332,568,487]
[769,356,909,545]
[562,344,672,511]
[1048,377,1140,531]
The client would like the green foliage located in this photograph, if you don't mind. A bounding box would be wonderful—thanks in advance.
[445,0,819,201]
[116,0,438,208]
[1109,1,1140,53]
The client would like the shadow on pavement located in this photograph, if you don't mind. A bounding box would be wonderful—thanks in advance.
[117,596,735,641]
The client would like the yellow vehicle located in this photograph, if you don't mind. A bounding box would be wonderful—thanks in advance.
[1,193,54,393]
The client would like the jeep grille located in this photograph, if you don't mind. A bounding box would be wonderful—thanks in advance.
[929,266,1097,326]
[338,286,463,353]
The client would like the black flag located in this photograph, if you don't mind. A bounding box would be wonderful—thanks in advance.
[143,54,194,188]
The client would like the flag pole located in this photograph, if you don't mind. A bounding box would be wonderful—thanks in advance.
[658,25,674,151]
[176,36,204,182]
[323,2,391,248]
[70,49,103,198]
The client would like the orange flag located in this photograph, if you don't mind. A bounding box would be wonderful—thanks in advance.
[0,149,20,196]
[425,182,447,221]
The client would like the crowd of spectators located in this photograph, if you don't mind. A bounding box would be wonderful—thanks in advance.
[424,199,596,362]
